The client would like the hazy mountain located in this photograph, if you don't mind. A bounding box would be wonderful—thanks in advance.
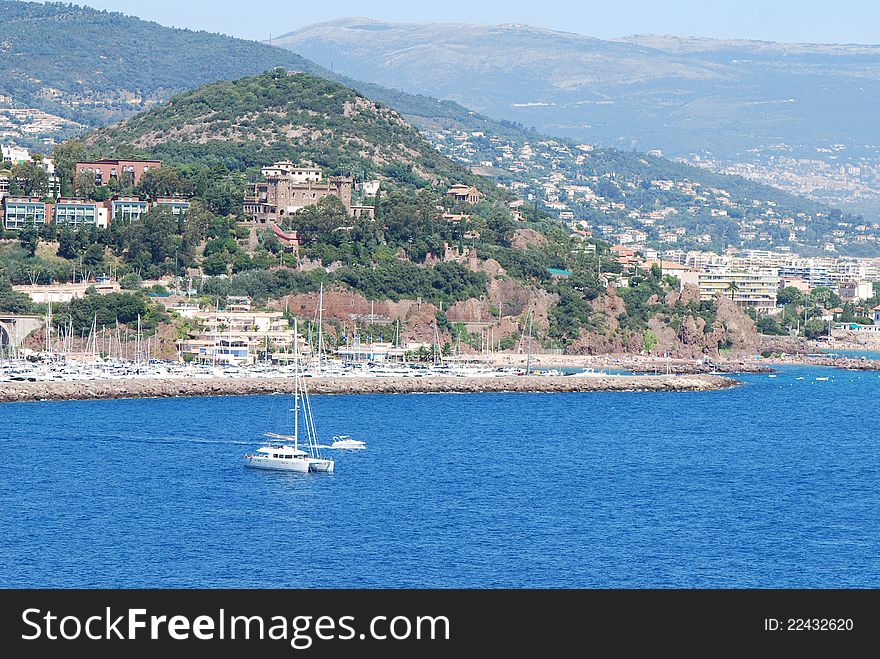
[274,18,880,157]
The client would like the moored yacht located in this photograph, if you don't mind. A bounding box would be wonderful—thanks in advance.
[244,319,335,474]
[245,439,311,472]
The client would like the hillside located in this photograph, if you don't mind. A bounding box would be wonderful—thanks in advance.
[2,68,778,358]
[0,3,871,252]
[275,19,880,214]
[0,1,318,136]
[78,69,493,195]
[310,69,877,254]
[275,18,880,156]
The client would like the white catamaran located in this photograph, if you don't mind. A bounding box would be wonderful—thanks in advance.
[244,319,334,474]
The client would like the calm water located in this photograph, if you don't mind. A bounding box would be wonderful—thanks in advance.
[1,365,878,588]
[825,348,880,361]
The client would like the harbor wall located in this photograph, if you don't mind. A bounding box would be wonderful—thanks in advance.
[0,374,739,403]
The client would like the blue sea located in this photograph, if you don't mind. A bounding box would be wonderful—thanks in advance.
[824,348,880,361]
[1,365,878,588]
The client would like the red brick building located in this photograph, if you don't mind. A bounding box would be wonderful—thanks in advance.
[76,159,161,186]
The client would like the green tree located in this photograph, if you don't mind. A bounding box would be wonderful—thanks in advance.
[777,286,804,307]
[803,318,829,339]
[9,161,49,197]
[138,167,190,199]
[0,276,33,313]
[124,207,181,271]
[202,252,229,276]
[82,243,106,268]
[643,329,659,352]
[71,172,97,199]
[51,139,88,195]
[18,225,39,257]
[120,273,142,290]
[56,227,83,260]
[757,315,786,335]
[810,286,839,309]
[725,280,740,300]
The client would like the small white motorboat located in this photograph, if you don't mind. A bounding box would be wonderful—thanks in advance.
[329,435,367,450]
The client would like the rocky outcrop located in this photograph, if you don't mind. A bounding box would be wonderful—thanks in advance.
[759,335,809,354]
[566,330,644,355]
[713,294,760,351]
[510,229,547,249]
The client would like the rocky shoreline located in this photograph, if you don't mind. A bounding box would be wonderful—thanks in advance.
[0,373,740,403]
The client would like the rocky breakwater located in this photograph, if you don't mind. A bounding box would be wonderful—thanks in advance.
[0,374,739,403]
[772,355,880,371]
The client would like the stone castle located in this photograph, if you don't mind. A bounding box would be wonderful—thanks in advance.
[243,161,374,223]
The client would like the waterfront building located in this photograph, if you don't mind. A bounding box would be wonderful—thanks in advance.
[153,197,190,215]
[779,276,811,294]
[13,279,119,303]
[337,340,407,363]
[639,260,700,289]
[53,199,108,229]
[838,281,874,303]
[446,184,483,205]
[1,144,31,165]
[260,161,321,181]
[225,296,252,312]
[175,306,304,366]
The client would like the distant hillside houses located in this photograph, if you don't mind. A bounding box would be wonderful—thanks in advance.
[608,245,880,313]
[243,160,375,223]
[446,184,483,205]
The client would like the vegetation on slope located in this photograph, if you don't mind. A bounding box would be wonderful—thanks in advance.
[0,1,317,127]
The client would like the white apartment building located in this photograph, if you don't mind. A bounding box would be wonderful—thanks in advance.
[173,305,303,366]
[698,270,779,314]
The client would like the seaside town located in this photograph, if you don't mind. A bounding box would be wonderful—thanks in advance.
[425,127,879,255]
[679,142,880,213]
[2,144,880,396]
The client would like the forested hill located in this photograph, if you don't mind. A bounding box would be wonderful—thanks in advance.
[77,69,496,196]
[3,2,865,252]
[0,1,317,126]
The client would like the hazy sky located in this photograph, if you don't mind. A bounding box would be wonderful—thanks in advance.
[62,0,878,44]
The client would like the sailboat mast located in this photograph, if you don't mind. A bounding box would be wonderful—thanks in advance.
[45,300,52,356]
[317,282,323,374]
[526,310,533,375]
[293,318,300,452]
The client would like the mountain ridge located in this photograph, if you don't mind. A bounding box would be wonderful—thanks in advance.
[274,18,880,155]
